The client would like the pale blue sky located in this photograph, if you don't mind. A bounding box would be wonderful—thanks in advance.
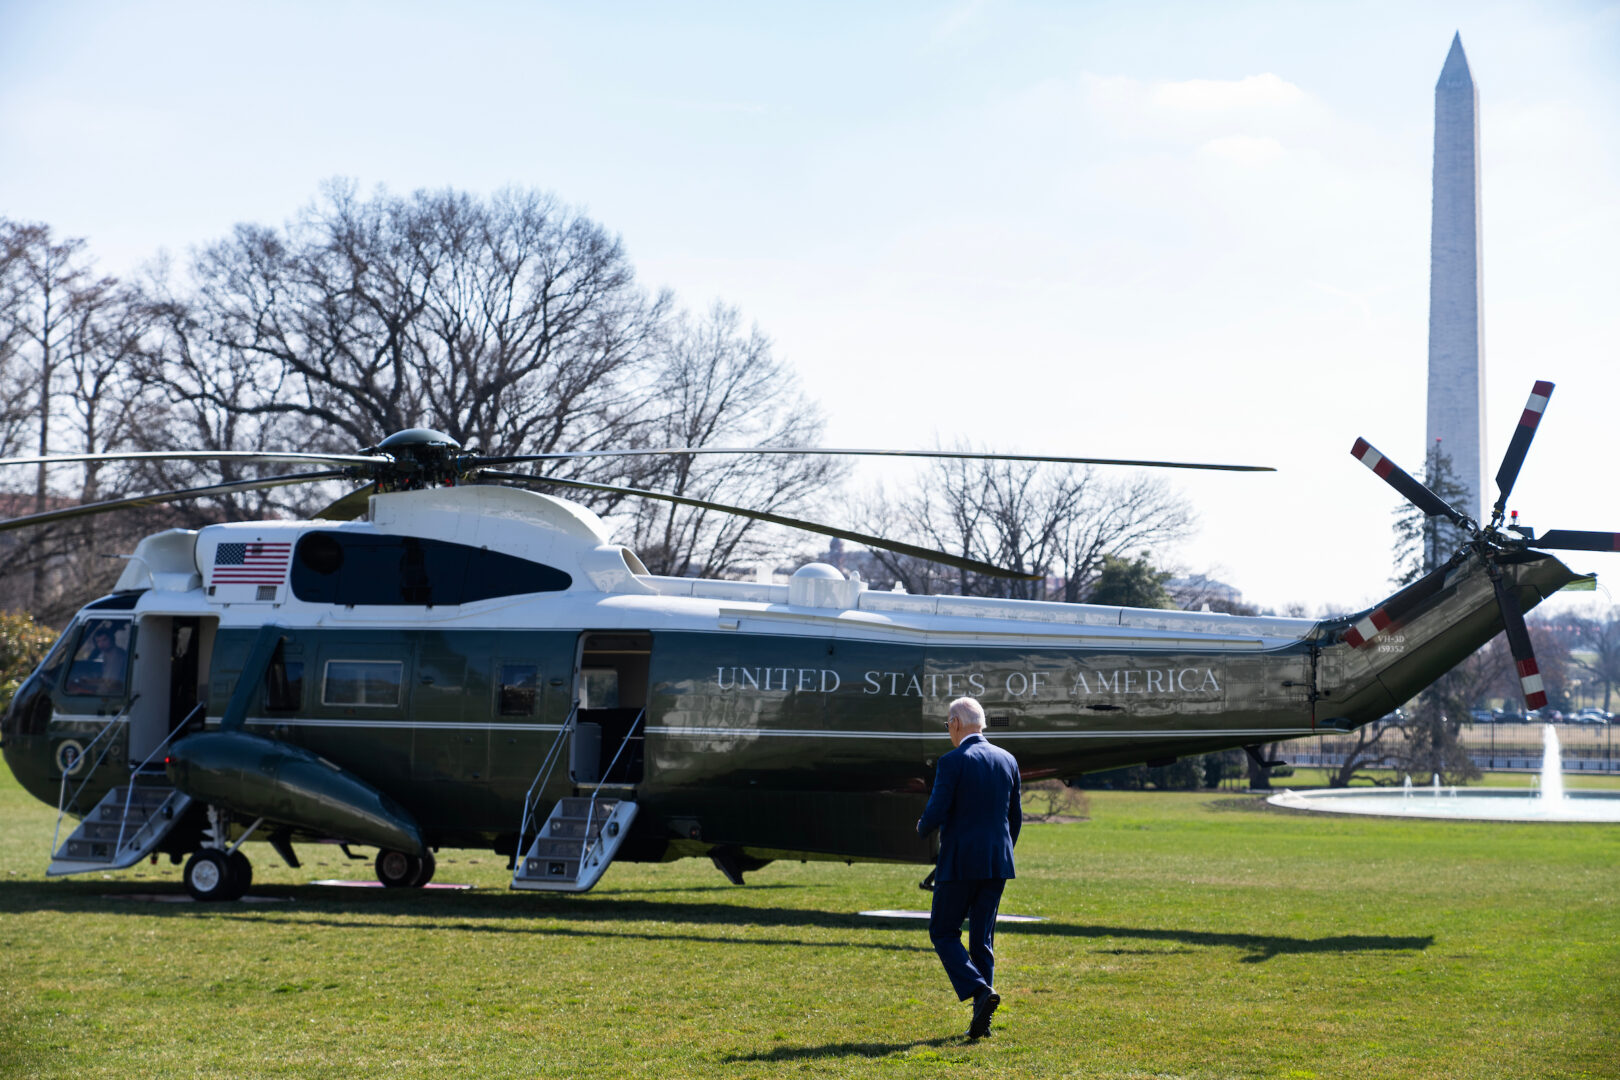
[3,1,1617,610]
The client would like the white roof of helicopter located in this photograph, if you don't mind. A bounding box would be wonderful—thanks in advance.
[110,484,1317,651]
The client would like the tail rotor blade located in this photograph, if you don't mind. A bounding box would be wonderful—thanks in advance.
[1350,439,1472,526]
[1492,380,1554,518]
[1492,574,1548,710]
[1533,530,1620,552]
[1341,563,1453,648]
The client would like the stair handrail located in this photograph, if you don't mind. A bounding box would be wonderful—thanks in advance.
[51,695,141,857]
[113,703,204,856]
[516,701,580,865]
[576,708,645,870]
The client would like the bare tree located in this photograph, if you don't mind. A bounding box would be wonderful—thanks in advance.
[1565,607,1620,713]
[0,221,155,618]
[1325,721,1397,788]
[0,224,43,460]
[587,304,844,577]
[121,182,836,576]
[857,458,1193,601]
[138,182,670,471]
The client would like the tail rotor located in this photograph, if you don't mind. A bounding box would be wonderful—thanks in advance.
[1346,379,1614,710]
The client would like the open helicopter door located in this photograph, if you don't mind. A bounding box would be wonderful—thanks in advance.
[513,630,647,892]
[126,615,216,765]
[569,632,649,787]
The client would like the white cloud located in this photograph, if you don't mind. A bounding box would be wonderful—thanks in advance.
[1199,134,1287,165]
[1081,71,1322,145]
[1152,73,1311,114]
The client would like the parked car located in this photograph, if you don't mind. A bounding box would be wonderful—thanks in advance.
[1468,708,1494,723]
[1493,709,1528,723]
[1573,708,1613,725]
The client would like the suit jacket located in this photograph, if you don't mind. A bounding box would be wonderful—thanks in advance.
[916,732,1021,882]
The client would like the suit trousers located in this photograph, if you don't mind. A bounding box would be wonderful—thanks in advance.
[928,876,1006,1001]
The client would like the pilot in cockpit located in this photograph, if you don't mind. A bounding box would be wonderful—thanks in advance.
[65,622,128,697]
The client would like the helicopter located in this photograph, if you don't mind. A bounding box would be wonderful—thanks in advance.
[0,379,1610,901]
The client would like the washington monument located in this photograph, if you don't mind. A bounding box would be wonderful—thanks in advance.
[1426,32,1486,522]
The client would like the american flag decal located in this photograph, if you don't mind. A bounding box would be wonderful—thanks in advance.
[211,541,292,585]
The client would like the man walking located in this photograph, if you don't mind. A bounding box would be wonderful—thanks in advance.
[917,696,1021,1039]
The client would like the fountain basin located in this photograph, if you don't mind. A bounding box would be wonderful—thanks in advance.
[1267,787,1620,822]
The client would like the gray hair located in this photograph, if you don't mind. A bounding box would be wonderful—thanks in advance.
[947,697,986,730]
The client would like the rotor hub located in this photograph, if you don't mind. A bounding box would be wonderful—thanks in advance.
[363,429,468,491]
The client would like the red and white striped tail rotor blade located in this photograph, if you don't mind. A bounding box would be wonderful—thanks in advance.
[1514,657,1548,711]
[1534,529,1620,553]
[1341,564,1451,648]
[1350,439,1470,525]
[1492,575,1548,710]
[1492,380,1554,517]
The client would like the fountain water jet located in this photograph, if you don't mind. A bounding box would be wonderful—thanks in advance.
[1541,724,1565,804]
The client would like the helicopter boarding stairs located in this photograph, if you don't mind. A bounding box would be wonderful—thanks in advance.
[46,704,199,877]
[511,704,640,893]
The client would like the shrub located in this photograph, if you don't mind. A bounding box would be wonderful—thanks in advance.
[0,611,60,713]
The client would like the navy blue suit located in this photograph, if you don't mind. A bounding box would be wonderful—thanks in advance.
[916,731,1021,1001]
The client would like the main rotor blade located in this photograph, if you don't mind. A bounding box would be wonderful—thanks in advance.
[1534,530,1620,552]
[312,483,378,521]
[471,447,1275,473]
[1492,573,1548,710]
[0,471,349,534]
[1350,439,1472,527]
[480,471,1042,581]
[0,449,376,469]
[1341,562,1453,648]
[1492,380,1554,519]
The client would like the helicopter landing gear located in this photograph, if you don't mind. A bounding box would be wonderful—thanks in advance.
[375,849,436,888]
[183,805,255,901]
[183,848,249,902]
[227,849,253,895]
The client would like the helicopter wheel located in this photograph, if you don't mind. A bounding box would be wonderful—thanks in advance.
[227,850,253,897]
[184,849,247,902]
[414,851,437,887]
[375,849,423,888]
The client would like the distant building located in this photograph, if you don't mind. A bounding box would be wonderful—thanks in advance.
[1167,574,1245,612]
[1426,32,1487,522]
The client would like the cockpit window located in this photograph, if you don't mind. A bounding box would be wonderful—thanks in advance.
[36,620,78,688]
[62,618,131,698]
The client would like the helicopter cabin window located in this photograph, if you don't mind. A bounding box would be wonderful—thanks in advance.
[498,664,539,716]
[322,660,403,707]
[264,646,304,712]
[291,532,571,606]
[62,618,131,698]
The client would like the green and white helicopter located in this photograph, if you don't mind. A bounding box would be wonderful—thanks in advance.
[0,381,1606,900]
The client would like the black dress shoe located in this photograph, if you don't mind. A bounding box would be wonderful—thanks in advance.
[968,989,1000,1039]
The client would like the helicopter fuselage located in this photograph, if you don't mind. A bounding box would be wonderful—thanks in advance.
[0,485,1578,873]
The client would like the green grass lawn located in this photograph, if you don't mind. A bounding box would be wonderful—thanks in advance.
[1,771,1616,1079]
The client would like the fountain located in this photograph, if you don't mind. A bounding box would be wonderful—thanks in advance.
[1541,724,1566,804]
[1269,724,1620,822]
